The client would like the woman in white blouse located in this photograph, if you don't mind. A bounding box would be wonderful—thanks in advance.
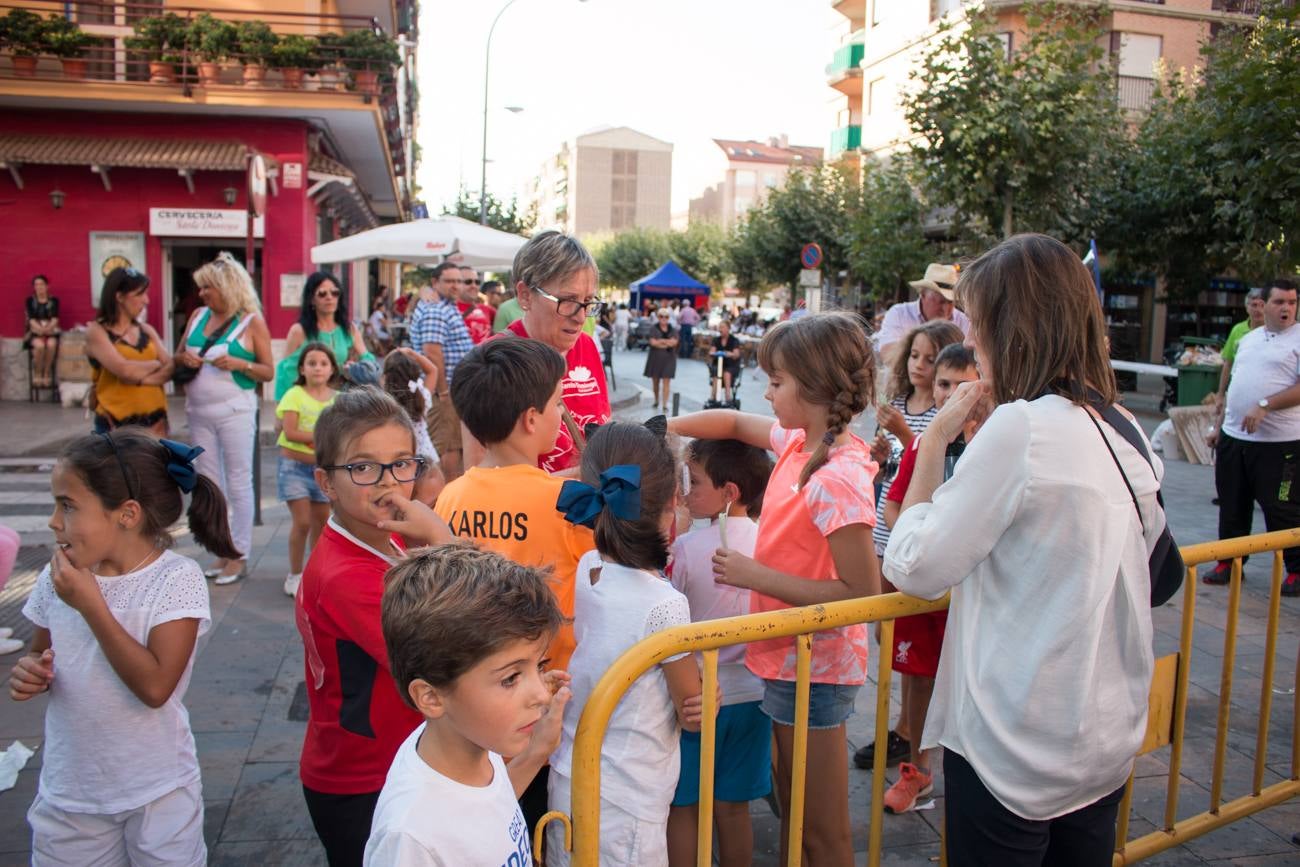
[883,234,1164,866]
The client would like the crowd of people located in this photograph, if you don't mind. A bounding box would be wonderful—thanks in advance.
[10,227,1297,867]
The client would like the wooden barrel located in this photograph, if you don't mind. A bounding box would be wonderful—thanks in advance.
[56,330,93,383]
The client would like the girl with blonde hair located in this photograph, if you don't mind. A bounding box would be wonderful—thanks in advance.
[175,252,274,584]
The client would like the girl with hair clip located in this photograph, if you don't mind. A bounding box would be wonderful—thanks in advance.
[547,419,706,867]
[8,429,239,866]
[380,347,446,506]
[669,311,882,866]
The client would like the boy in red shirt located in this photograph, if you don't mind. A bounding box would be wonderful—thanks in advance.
[881,344,981,814]
[295,387,452,866]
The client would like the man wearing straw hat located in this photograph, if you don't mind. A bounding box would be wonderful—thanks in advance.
[876,263,971,365]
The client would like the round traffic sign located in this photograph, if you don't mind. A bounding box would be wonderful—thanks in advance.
[800,243,823,269]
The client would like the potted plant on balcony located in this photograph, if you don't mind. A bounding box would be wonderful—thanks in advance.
[125,13,187,83]
[270,33,316,90]
[42,14,94,79]
[340,28,400,96]
[188,13,236,86]
[235,20,277,87]
[2,9,47,78]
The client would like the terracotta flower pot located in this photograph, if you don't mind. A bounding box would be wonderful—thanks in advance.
[242,63,265,87]
[281,67,304,89]
[60,58,88,79]
[12,55,38,78]
[148,60,175,83]
[353,68,379,96]
[197,61,221,86]
[318,67,344,91]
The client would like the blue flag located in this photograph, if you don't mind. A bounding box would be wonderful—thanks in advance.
[1082,238,1102,299]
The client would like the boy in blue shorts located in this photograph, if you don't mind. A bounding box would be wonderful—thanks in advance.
[666,438,774,867]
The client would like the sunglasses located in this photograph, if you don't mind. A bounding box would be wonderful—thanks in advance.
[316,289,341,299]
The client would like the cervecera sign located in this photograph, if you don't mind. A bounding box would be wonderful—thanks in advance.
[149,208,266,238]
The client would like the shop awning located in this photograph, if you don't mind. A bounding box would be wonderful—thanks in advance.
[308,150,380,231]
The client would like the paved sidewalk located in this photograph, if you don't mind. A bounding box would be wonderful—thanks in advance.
[0,353,1294,865]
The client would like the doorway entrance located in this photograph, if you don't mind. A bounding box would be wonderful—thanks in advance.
[162,242,262,349]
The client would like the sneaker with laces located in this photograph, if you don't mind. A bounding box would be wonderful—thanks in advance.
[1202,562,1234,585]
[1283,573,1300,597]
[284,572,302,598]
[883,762,934,814]
[853,730,911,769]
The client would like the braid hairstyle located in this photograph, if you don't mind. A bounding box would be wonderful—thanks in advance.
[756,312,877,489]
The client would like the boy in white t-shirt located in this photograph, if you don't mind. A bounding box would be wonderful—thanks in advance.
[666,438,774,867]
[365,544,572,866]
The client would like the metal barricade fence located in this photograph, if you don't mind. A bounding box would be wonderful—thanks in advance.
[535,528,1300,867]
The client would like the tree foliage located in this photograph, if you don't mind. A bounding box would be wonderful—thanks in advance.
[444,188,536,237]
[903,1,1124,245]
[847,156,932,301]
[589,223,731,289]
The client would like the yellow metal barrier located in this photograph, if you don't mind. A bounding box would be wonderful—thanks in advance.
[539,528,1300,866]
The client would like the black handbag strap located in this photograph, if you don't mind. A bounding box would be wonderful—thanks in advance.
[1085,408,1147,534]
[195,314,237,358]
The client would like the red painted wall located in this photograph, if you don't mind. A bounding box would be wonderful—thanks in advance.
[0,110,325,339]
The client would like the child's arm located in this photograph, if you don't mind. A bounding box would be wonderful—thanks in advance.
[374,491,453,546]
[506,670,573,796]
[663,656,704,733]
[279,410,314,446]
[884,500,901,530]
[49,549,199,708]
[8,628,53,701]
[668,411,774,451]
[876,403,914,446]
[713,523,881,606]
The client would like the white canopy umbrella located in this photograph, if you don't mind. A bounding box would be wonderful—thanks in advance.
[309,215,527,270]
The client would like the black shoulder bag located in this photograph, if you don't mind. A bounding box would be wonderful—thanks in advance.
[1085,402,1185,606]
[173,315,236,387]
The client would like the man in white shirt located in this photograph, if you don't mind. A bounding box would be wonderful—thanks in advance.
[1206,278,1300,595]
[875,263,971,364]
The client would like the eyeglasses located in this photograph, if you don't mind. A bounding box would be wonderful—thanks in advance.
[316,289,341,299]
[531,286,603,319]
[320,457,428,486]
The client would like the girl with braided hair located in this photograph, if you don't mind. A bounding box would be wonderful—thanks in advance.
[669,311,881,866]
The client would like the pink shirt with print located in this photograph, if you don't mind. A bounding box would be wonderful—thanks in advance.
[746,425,878,685]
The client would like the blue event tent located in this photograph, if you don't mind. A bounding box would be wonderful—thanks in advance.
[629,261,710,310]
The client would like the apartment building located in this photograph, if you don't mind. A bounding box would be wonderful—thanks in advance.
[528,126,672,237]
[688,136,824,230]
[0,0,416,397]
[829,0,1266,160]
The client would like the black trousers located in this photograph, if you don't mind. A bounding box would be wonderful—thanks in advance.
[1215,434,1300,573]
[302,785,381,867]
[944,751,1125,867]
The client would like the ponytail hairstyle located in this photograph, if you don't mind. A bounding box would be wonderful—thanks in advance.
[757,312,876,489]
[577,420,677,571]
[60,430,241,560]
[381,349,428,423]
[886,319,965,401]
[294,341,341,388]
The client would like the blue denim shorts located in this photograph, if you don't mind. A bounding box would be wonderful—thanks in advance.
[277,455,327,503]
[760,679,860,730]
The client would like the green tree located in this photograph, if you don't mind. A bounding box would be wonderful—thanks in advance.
[846,156,932,302]
[668,222,730,287]
[445,188,535,236]
[903,1,1124,244]
[589,227,671,288]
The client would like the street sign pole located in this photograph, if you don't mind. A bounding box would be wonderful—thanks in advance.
[247,153,268,527]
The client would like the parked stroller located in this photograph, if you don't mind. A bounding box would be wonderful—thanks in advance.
[703,351,742,410]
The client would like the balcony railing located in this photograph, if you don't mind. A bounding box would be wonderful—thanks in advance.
[830,124,862,156]
[1211,0,1263,13]
[827,41,864,77]
[1118,75,1156,112]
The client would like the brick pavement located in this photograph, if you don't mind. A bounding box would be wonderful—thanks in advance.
[0,352,1294,865]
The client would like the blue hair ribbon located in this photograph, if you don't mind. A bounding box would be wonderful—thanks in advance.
[556,464,642,529]
[160,438,205,494]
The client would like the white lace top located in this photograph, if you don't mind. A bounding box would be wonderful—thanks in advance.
[551,550,691,823]
[23,549,210,813]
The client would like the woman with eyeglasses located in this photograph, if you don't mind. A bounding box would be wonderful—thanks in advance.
[174,252,274,585]
[463,230,611,474]
[274,272,375,401]
[643,306,679,410]
[85,267,173,436]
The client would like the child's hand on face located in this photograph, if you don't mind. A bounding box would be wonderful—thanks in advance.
[374,491,453,546]
[9,648,54,701]
[50,547,104,615]
[527,672,573,758]
[712,547,761,590]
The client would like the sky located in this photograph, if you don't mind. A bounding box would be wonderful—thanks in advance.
[414,0,846,218]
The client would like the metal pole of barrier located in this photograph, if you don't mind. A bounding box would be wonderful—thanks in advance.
[786,635,813,867]
[672,392,680,418]
[1163,563,1199,831]
[1210,557,1244,811]
[696,650,719,867]
[253,403,262,526]
[1253,551,1284,794]
[869,619,896,867]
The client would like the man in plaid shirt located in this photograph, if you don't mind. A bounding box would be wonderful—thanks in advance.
[409,261,475,479]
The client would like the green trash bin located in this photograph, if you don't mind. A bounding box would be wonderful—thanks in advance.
[1176,364,1220,406]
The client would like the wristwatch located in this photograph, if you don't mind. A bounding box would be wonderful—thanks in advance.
[1259,398,1271,410]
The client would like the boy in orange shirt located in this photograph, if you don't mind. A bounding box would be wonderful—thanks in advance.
[434,336,595,833]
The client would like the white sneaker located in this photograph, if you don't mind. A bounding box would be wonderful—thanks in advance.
[214,566,246,586]
[0,627,13,640]
[283,572,302,597]
[0,637,25,655]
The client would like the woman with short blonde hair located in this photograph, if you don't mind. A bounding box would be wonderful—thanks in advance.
[175,252,273,584]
